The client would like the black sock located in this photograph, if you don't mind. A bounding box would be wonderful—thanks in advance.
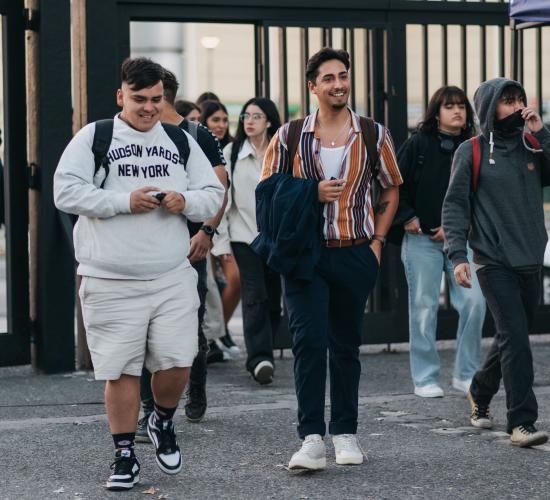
[113,432,135,452]
[154,403,177,423]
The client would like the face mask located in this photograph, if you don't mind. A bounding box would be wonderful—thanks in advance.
[494,109,524,132]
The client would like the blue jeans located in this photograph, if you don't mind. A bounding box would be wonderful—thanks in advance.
[401,233,486,387]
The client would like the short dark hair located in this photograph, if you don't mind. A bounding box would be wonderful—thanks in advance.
[306,48,350,84]
[499,84,527,106]
[121,57,164,91]
[196,92,220,105]
[162,69,179,105]
[175,100,200,118]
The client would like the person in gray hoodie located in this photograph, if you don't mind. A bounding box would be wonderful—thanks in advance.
[443,77,550,448]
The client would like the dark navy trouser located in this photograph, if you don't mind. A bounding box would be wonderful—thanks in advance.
[284,243,379,439]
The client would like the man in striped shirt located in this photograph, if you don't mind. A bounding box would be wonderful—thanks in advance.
[261,48,402,470]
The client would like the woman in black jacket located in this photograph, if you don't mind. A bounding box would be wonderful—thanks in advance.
[397,86,486,398]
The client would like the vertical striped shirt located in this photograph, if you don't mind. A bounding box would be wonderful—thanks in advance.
[261,108,403,240]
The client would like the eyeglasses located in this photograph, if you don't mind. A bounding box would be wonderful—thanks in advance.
[239,112,266,122]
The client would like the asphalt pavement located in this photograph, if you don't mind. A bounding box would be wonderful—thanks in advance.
[2,334,550,500]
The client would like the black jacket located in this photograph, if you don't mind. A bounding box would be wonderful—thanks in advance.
[251,173,321,283]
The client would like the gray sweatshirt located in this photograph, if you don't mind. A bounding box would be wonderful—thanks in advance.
[442,77,550,268]
[54,116,225,279]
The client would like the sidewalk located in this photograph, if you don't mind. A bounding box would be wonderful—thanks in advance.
[2,334,550,499]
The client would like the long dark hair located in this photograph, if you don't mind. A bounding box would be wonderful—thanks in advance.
[418,86,476,139]
[199,100,232,148]
[230,97,281,171]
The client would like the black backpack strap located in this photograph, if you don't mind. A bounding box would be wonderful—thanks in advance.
[162,123,190,168]
[186,120,199,142]
[92,119,114,188]
[286,119,306,172]
[359,116,379,177]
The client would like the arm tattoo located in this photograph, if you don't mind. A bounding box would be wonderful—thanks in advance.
[374,201,389,215]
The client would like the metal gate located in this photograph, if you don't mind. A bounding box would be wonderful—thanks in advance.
[0,0,30,367]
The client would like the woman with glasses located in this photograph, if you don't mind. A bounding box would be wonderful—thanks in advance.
[223,97,282,385]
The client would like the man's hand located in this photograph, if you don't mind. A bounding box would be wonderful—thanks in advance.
[454,262,472,289]
[522,107,544,133]
[370,239,382,265]
[130,186,161,213]
[162,191,186,214]
[404,217,422,235]
[318,179,346,202]
[430,226,445,242]
[188,230,212,263]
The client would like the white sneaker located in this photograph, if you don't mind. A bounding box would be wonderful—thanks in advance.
[452,377,472,394]
[253,360,274,385]
[414,383,444,398]
[332,434,364,465]
[288,434,326,470]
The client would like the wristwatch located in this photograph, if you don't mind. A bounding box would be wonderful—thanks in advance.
[372,234,386,246]
[200,225,215,239]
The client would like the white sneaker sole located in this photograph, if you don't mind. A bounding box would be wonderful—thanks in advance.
[288,457,326,470]
[254,362,274,385]
[336,455,363,465]
[106,475,139,490]
[469,418,493,429]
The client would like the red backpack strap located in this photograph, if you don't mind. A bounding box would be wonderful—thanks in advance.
[470,136,481,193]
[524,132,542,151]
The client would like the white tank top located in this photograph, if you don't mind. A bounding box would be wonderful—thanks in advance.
[320,145,345,179]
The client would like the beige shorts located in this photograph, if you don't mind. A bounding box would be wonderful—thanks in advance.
[79,267,199,380]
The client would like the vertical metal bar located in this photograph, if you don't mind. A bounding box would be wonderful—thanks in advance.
[263,25,270,98]
[498,25,505,77]
[342,27,348,51]
[365,28,371,116]
[461,24,467,94]
[278,27,289,122]
[518,29,524,84]
[536,27,542,116]
[422,24,428,113]
[442,24,448,86]
[480,25,487,83]
[299,27,309,117]
[349,28,356,111]
[510,21,518,80]
[254,24,262,96]
[322,27,332,47]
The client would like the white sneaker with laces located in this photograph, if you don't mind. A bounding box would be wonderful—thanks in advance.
[452,377,472,394]
[288,434,326,470]
[414,383,444,398]
[332,434,364,465]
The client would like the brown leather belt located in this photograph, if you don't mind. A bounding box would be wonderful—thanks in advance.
[323,238,369,248]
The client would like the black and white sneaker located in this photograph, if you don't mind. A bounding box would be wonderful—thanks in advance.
[106,449,140,491]
[219,330,241,357]
[206,340,227,364]
[135,414,151,443]
[147,413,182,474]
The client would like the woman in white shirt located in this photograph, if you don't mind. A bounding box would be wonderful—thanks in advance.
[223,97,282,385]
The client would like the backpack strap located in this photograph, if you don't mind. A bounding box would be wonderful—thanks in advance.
[286,119,306,172]
[162,123,190,168]
[359,116,379,177]
[186,120,199,142]
[92,119,114,188]
[470,136,481,193]
[524,132,542,151]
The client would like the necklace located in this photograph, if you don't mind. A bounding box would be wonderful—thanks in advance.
[318,116,351,147]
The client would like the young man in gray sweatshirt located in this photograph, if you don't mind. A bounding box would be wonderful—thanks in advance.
[443,77,550,447]
[54,58,224,489]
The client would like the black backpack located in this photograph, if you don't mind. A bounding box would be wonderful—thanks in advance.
[92,119,193,187]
